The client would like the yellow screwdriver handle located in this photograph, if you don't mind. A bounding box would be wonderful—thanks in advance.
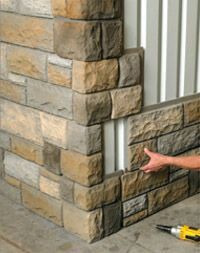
[180,225,200,242]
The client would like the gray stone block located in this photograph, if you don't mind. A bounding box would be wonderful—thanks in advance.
[26,78,72,119]
[0,131,11,150]
[60,176,74,203]
[0,179,21,204]
[68,122,102,155]
[158,125,200,155]
[119,53,141,87]
[189,170,200,195]
[0,148,4,178]
[19,0,53,17]
[102,20,123,59]
[123,194,147,218]
[103,201,121,236]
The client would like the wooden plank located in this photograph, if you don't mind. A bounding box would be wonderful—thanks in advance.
[161,0,181,102]
[124,0,140,49]
[179,0,199,96]
[103,121,115,175]
[141,0,162,105]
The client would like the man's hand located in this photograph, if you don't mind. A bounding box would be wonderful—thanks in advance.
[140,148,170,173]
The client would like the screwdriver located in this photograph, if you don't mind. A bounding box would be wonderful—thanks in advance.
[156,224,200,242]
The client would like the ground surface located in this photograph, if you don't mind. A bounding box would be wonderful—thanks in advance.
[0,190,199,253]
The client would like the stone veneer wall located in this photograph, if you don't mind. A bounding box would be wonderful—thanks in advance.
[0,0,200,243]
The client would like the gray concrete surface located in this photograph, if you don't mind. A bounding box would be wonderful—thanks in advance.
[0,192,199,253]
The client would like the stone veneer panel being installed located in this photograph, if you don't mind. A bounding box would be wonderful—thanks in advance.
[0,0,199,244]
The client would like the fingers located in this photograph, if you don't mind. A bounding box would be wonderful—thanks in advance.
[144,148,153,157]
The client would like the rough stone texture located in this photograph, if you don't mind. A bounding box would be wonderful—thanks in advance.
[121,169,168,201]
[61,150,102,186]
[48,63,72,88]
[111,85,142,119]
[148,177,189,214]
[184,98,200,126]
[128,105,183,145]
[123,194,147,218]
[73,91,111,125]
[43,142,61,175]
[63,202,103,243]
[40,112,68,149]
[60,176,74,203]
[158,125,200,155]
[40,167,60,182]
[72,59,118,93]
[74,175,120,211]
[0,148,4,178]
[51,0,67,16]
[103,202,121,236]
[128,139,157,171]
[4,152,40,188]
[68,122,102,155]
[0,80,26,104]
[119,53,141,87]
[0,13,53,52]
[64,0,121,19]
[26,78,72,119]
[1,100,43,145]
[4,175,21,189]
[0,179,21,204]
[123,210,148,227]
[189,170,200,195]
[19,0,53,17]
[54,19,101,61]
[48,54,72,68]
[0,43,8,79]
[0,131,11,150]
[22,183,62,226]
[169,169,189,182]
[0,0,18,12]
[11,136,43,165]
[8,73,27,85]
[7,45,46,81]
[102,20,123,59]
[39,176,60,199]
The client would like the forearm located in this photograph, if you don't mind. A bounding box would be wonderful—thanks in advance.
[167,155,200,170]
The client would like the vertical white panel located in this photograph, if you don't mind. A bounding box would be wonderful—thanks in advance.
[161,0,181,102]
[179,0,199,96]
[141,0,162,105]
[115,118,128,171]
[124,0,140,49]
[103,121,115,175]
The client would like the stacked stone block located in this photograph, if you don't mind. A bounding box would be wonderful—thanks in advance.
[0,0,199,244]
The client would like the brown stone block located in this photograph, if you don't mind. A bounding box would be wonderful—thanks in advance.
[102,20,123,59]
[0,80,26,104]
[51,0,67,17]
[128,139,157,171]
[39,175,60,199]
[7,45,46,81]
[63,202,103,243]
[148,177,189,214]
[73,91,111,125]
[121,169,168,201]
[111,85,142,119]
[0,12,53,52]
[22,183,63,226]
[103,176,121,204]
[123,210,148,227]
[61,150,103,186]
[40,167,61,182]
[72,59,118,93]
[5,175,21,189]
[11,136,44,165]
[54,19,101,61]
[184,98,200,126]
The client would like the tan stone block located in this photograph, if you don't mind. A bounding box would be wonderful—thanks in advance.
[39,175,60,199]
[22,183,62,226]
[103,176,121,204]
[11,136,43,165]
[148,177,189,214]
[5,175,21,189]
[123,210,148,227]
[1,100,43,145]
[48,63,72,87]
[7,45,46,81]
[40,112,68,148]
[72,59,118,93]
[121,169,168,201]
[184,98,200,126]
[0,79,26,104]
[61,150,102,186]
[51,0,67,17]
[40,167,61,182]
[111,85,142,119]
[0,12,53,51]
[63,202,103,243]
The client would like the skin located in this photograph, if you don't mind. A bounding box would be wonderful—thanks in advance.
[140,148,200,173]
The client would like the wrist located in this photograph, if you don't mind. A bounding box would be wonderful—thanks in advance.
[164,155,174,166]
